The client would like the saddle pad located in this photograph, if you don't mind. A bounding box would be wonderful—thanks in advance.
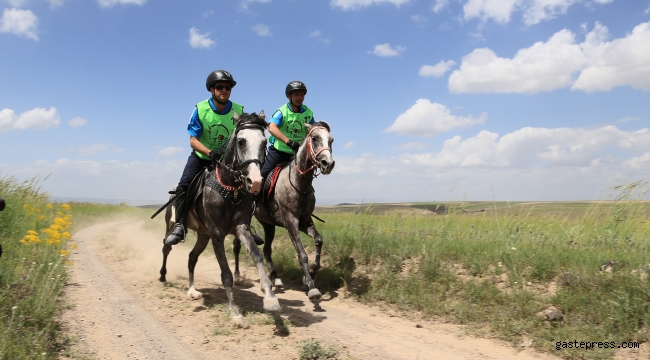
[264,163,288,201]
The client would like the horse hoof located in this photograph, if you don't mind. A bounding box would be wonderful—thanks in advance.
[159,276,166,283]
[230,315,249,328]
[187,289,203,299]
[274,279,284,288]
[263,298,281,312]
[234,275,243,285]
[308,288,322,300]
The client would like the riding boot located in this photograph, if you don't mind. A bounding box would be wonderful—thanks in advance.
[164,191,188,245]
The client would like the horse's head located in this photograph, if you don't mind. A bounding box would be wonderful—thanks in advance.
[304,122,335,175]
[230,111,268,194]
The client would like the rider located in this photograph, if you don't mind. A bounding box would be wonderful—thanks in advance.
[260,81,315,181]
[164,70,242,246]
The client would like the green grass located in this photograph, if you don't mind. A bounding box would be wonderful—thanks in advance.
[0,176,148,359]
[265,182,650,359]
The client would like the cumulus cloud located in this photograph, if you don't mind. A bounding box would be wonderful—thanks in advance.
[400,125,650,169]
[624,153,650,169]
[252,24,270,36]
[369,43,405,57]
[420,60,457,78]
[385,99,487,137]
[433,0,450,13]
[158,146,184,157]
[463,0,519,23]
[61,144,125,156]
[310,30,331,44]
[0,8,38,40]
[6,0,28,6]
[67,117,87,128]
[523,0,580,25]
[97,0,147,7]
[331,0,410,10]
[0,107,59,132]
[573,21,650,91]
[189,27,215,49]
[449,21,650,93]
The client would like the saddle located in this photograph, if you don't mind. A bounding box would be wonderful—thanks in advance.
[263,162,289,202]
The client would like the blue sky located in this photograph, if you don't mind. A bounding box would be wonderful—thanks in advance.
[1,0,649,204]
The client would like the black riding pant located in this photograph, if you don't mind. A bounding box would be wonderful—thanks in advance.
[261,146,293,179]
[178,151,211,192]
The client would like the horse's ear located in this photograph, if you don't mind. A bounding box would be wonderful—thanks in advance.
[259,110,265,119]
[232,112,241,123]
[305,123,313,132]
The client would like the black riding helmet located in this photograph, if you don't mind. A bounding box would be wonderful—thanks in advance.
[285,81,307,97]
[206,70,237,91]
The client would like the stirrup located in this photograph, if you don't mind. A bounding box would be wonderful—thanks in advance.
[252,233,264,246]
[164,224,185,245]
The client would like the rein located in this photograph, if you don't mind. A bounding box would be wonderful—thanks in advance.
[294,126,331,177]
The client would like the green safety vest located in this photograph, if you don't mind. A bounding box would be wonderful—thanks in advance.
[272,103,314,154]
[195,100,244,160]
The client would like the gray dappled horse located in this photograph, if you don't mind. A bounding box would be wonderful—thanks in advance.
[234,122,335,300]
[159,112,281,324]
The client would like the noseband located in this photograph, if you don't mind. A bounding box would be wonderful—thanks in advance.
[295,126,331,177]
[214,123,266,188]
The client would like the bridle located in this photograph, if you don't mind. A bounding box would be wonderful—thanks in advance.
[214,123,266,191]
[294,126,331,177]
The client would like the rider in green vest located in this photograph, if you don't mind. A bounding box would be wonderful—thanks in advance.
[260,81,316,180]
[165,70,243,246]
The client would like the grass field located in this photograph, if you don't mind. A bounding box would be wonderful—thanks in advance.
[2,175,649,359]
[261,183,650,359]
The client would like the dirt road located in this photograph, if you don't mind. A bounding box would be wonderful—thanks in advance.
[59,220,561,360]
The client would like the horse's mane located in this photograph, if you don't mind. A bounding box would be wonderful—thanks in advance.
[222,112,268,163]
[311,121,330,132]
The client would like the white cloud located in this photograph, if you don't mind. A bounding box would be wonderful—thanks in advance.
[97,0,147,8]
[593,0,613,3]
[189,27,215,49]
[523,0,579,25]
[6,0,28,7]
[62,144,125,156]
[310,30,331,44]
[342,141,355,149]
[617,116,642,123]
[420,60,457,78]
[432,0,449,13]
[369,43,405,57]
[449,21,650,93]
[158,146,184,157]
[572,21,650,91]
[463,0,520,23]
[623,153,650,169]
[0,8,38,40]
[645,4,650,14]
[400,125,650,169]
[252,23,270,36]
[67,117,88,128]
[0,107,59,132]
[331,0,410,10]
[385,99,487,137]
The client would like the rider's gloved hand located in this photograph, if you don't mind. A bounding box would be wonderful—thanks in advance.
[209,150,221,162]
[286,140,300,153]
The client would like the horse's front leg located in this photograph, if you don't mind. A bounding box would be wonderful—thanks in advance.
[235,224,281,312]
[301,222,323,280]
[210,231,245,326]
[187,233,210,299]
[233,236,242,284]
[287,218,321,300]
[159,243,172,282]
[260,222,282,287]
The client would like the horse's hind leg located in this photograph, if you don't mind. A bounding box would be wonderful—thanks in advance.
[159,243,172,282]
[236,224,281,312]
[187,233,210,299]
[261,222,282,287]
[301,222,323,280]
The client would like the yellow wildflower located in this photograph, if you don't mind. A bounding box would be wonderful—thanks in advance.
[65,261,74,266]
[62,232,71,240]
[56,211,64,216]
[38,215,45,221]
[68,243,78,249]
[27,230,38,236]
[59,249,69,256]
[45,204,53,209]
[53,218,67,226]
[60,204,71,211]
